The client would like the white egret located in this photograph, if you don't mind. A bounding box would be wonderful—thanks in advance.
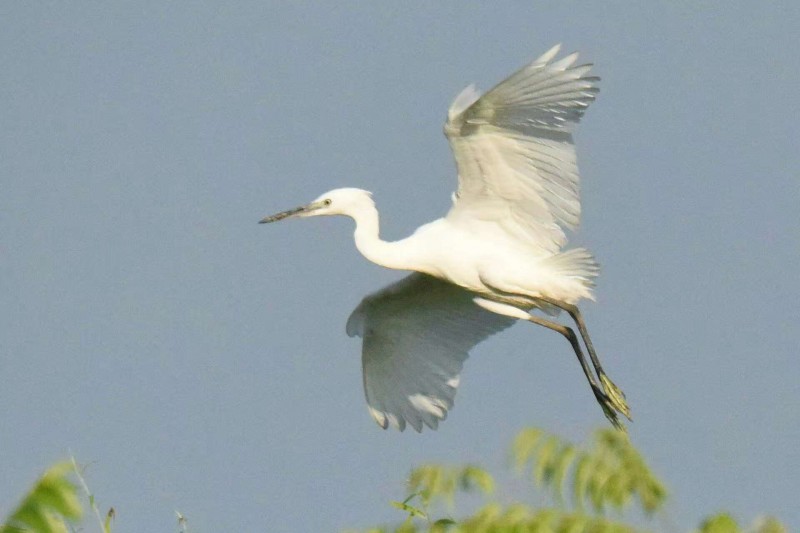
[261,45,630,430]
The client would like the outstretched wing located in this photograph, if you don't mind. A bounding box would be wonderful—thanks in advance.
[444,44,599,255]
[346,274,516,432]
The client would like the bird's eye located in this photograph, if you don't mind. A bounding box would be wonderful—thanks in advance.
[323,199,332,206]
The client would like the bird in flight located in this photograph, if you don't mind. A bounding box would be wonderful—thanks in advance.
[261,44,631,431]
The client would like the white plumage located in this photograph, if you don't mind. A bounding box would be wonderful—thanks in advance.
[347,273,515,432]
[261,45,631,431]
[445,44,597,255]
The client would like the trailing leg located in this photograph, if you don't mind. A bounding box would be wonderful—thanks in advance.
[537,296,631,420]
[526,314,625,431]
[473,297,626,430]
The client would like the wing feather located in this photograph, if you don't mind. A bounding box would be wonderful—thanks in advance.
[444,45,599,254]
[347,274,515,432]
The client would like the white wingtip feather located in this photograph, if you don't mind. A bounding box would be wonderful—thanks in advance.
[532,44,561,66]
[550,51,580,71]
[368,406,388,429]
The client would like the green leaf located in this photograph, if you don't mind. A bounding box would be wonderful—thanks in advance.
[390,501,427,520]
[1,462,82,533]
[698,513,740,533]
[551,445,577,505]
[431,518,456,533]
[512,428,544,471]
[572,454,593,511]
[534,435,561,487]
[459,465,495,495]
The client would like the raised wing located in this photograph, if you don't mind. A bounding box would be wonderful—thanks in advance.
[346,273,515,432]
[444,44,599,254]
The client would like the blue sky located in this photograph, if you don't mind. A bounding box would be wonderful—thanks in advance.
[2,2,799,531]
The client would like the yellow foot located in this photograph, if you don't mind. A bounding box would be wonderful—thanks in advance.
[600,374,632,421]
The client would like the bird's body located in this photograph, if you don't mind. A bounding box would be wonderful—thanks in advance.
[261,45,630,431]
[341,191,596,306]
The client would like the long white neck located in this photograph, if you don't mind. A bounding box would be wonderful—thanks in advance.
[350,203,414,271]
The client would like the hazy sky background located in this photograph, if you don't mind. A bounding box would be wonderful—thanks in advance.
[2,2,799,532]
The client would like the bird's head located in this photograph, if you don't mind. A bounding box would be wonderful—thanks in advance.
[259,188,374,224]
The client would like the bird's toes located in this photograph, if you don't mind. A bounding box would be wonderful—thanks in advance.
[600,374,632,421]
[592,386,627,432]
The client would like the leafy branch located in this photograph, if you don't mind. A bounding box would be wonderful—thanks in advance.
[357,427,786,533]
[512,428,667,514]
[0,462,81,533]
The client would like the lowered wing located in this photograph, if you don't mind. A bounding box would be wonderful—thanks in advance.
[347,273,515,432]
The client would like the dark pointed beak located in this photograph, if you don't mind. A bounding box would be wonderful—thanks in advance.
[259,205,308,224]
[260,198,330,224]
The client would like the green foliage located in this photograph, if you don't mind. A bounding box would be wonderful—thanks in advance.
[1,458,119,533]
[512,428,667,514]
[0,462,82,533]
[450,506,638,533]
[696,513,787,533]
[750,517,789,533]
[1,457,197,533]
[0,434,789,533]
[365,503,640,533]
[356,428,787,533]
[698,513,740,533]
[406,465,495,509]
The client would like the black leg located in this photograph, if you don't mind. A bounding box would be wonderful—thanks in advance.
[525,314,625,431]
[536,297,631,421]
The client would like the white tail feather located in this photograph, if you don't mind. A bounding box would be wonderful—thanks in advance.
[541,248,600,300]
